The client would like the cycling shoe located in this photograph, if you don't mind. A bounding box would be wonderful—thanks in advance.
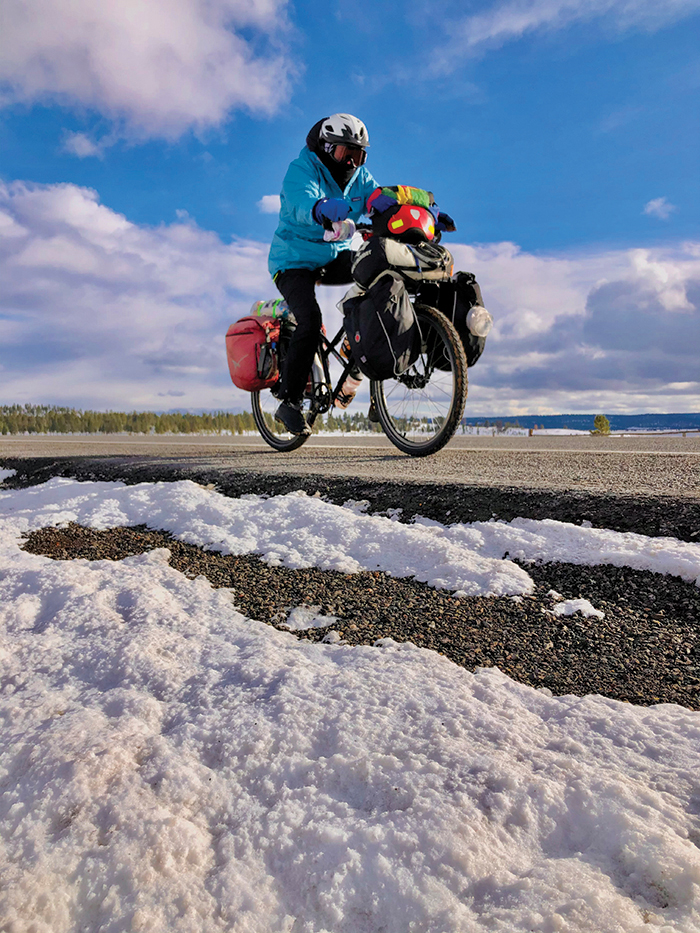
[275,401,311,435]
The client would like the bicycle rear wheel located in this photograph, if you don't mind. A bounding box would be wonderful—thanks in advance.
[251,387,314,452]
[371,304,468,456]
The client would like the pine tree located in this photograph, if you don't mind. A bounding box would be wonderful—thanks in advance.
[592,414,611,435]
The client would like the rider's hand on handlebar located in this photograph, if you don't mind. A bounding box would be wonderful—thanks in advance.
[313,198,350,229]
[436,211,456,233]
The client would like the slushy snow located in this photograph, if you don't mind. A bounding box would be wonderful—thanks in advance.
[1,478,699,933]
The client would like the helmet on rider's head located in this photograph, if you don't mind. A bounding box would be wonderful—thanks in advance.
[319,113,369,149]
[319,114,369,167]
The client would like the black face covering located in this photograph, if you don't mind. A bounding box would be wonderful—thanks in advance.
[305,118,359,190]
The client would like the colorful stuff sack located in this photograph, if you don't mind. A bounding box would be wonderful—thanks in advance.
[435,272,488,369]
[367,186,438,243]
[367,185,435,213]
[340,272,419,381]
[352,236,453,289]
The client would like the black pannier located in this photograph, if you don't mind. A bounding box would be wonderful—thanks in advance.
[432,272,488,369]
[352,236,453,289]
[340,272,420,381]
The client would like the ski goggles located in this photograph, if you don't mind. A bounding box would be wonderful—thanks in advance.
[332,144,367,167]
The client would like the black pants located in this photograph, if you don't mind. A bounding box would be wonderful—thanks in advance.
[274,252,354,403]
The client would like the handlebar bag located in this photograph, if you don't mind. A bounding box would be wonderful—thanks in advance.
[225,314,281,391]
[340,272,419,381]
[352,237,453,289]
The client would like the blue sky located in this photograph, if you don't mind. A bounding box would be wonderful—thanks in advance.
[0,0,698,416]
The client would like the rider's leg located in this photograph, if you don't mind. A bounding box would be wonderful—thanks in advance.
[274,268,322,405]
[316,250,354,286]
[274,253,358,432]
[317,251,365,406]
[274,251,355,402]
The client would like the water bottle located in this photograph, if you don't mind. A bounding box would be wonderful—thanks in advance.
[323,219,356,242]
[335,373,363,409]
[250,298,290,320]
[466,305,493,337]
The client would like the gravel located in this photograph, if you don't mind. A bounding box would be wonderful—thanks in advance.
[22,519,700,711]
[6,457,700,710]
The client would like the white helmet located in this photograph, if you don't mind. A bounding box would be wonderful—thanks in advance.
[319,113,369,149]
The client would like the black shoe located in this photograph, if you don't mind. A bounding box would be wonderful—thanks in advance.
[368,399,380,423]
[275,401,311,435]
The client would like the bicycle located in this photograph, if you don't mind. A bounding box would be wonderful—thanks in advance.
[251,269,469,457]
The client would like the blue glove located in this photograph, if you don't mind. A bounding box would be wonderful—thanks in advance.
[436,211,456,233]
[368,192,397,214]
[313,198,350,228]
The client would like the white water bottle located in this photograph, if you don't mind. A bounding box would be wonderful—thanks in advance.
[335,373,363,409]
[466,305,493,337]
[323,219,356,242]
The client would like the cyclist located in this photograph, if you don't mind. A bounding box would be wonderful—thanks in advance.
[267,113,378,435]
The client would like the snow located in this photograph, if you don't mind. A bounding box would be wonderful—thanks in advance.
[282,606,338,631]
[552,597,605,619]
[2,478,700,596]
[1,478,700,932]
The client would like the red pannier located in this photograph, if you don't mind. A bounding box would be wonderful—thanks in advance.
[225,315,280,392]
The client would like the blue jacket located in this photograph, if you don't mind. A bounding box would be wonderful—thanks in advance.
[268,147,378,278]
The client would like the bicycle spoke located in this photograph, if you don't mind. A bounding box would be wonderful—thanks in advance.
[371,305,468,456]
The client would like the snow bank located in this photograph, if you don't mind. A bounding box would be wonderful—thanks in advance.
[1,479,700,932]
[2,478,699,596]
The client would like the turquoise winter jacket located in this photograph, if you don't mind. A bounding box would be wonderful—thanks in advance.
[268,147,378,278]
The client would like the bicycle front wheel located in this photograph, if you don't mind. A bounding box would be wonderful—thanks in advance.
[371,304,468,457]
[251,387,313,452]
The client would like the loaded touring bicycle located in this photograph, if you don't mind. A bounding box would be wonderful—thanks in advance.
[226,188,492,457]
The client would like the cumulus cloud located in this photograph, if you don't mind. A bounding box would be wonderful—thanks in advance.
[643,197,677,220]
[0,180,697,415]
[441,0,700,58]
[257,195,281,214]
[0,181,271,410]
[452,240,700,413]
[0,0,295,140]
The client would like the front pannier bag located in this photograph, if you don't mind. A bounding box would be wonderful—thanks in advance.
[436,272,488,368]
[225,314,281,391]
[340,272,419,381]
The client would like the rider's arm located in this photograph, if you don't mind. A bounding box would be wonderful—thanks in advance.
[281,160,333,228]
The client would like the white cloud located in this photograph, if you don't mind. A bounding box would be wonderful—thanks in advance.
[0,0,296,140]
[0,180,697,416]
[0,181,271,410]
[257,194,281,214]
[451,239,700,414]
[643,197,677,220]
[61,131,113,159]
[442,0,700,57]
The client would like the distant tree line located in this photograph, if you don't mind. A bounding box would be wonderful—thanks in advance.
[0,404,259,435]
[0,404,390,435]
[461,419,523,433]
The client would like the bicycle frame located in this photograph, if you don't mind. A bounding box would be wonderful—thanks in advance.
[305,325,358,419]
